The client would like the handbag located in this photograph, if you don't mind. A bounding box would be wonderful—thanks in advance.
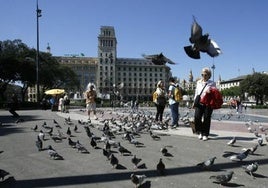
[193,83,207,108]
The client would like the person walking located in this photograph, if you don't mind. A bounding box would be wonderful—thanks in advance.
[193,67,216,141]
[85,85,98,120]
[168,77,179,128]
[9,93,20,118]
[154,80,166,122]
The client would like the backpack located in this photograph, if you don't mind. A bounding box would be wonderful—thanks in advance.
[173,85,182,102]
[152,90,158,103]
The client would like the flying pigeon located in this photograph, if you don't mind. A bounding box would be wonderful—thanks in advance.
[142,53,176,65]
[130,173,146,188]
[156,158,166,176]
[210,171,234,185]
[242,162,258,177]
[196,156,217,170]
[184,17,221,59]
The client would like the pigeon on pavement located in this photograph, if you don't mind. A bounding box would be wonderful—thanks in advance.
[196,157,216,170]
[130,173,146,188]
[227,137,236,146]
[210,171,234,185]
[131,155,142,169]
[110,154,118,168]
[35,135,43,151]
[242,162,258,177]
[230,149,250,161]
[156,158,165,176]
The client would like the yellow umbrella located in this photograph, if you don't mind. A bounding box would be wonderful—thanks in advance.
[45,89,65,95]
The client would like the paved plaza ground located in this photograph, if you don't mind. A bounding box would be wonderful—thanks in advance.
[0,107,268,188]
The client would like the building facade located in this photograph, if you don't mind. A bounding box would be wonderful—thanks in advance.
[56,26,172,101]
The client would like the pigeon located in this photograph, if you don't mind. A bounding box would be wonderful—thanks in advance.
[76,140,88,153]
[184,17,221,59]
[227,137,236,146]
[66,127,71,136]
[53,119,59,124]
[38,130,45,140]
[160,147,168,156]
[130,173,146,188]
[242,144,258,155]
[118,143,132,155]
[68,138,77,148]
[149,131,160,140]
[156,158,165,176]
[230,149,250,161]
[110,154,118,168]
[142,53,176,65]
[0,169,10,180]
[196,157,216,170]
[131,155,142,169]
[47,145,64,160]
[242,162,258,177]
[90,137,97,149]
[35,135,43,151]
[257,137,264,146]
[210,171,234,185]
[31,125,38,131]
[102,148,111,160]
[74,125,78,132]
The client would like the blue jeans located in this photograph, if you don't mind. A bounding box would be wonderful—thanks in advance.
[170,102,179,126]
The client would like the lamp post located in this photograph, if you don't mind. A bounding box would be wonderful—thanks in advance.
[211,63,215,82]
[36,0,42,102]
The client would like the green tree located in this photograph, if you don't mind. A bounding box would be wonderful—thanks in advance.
[0,39,79,102]
[0,39,32,101]
[240,73,268,105]
[221,86,241,98]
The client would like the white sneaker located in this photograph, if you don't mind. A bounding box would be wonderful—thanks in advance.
[198,134,202,140]
[202,136,208,141]
[94,116,98,120]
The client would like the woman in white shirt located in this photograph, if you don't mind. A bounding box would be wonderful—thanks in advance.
[193,67,216,141]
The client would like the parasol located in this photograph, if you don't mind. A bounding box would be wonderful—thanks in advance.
[45,89,65,95]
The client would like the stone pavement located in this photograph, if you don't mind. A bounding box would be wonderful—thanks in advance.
[0,107,268,188]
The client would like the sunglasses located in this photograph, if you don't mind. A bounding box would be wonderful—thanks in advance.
[201,74,208,76]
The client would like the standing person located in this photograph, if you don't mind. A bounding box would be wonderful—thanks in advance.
[58,95,64,113]
[85,85,98,120]
[63,93,70,113]
[49,96,56,111]
[193,67,216,141]
[9,93,20,118]
[154,80,166,122]
[168,77,179,128]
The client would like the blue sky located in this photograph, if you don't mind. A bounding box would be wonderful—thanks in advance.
[1,0,267,82]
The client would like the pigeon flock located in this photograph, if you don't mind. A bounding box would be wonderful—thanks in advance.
[0,107,268,187]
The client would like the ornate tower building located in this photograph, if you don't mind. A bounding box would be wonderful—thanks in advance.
[97,26,117,98]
